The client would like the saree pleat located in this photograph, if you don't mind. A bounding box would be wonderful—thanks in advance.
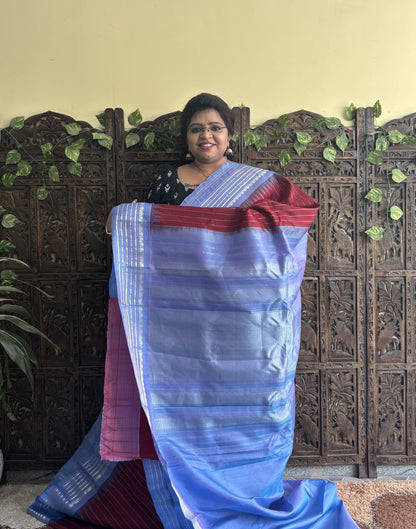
[28,162,359,528]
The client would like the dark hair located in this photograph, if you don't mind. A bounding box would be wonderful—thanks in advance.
[180,93,235,140]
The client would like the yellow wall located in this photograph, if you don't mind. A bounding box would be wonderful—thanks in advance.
[1,0,415,128]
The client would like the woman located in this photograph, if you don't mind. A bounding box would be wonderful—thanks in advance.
[29,94,358,529]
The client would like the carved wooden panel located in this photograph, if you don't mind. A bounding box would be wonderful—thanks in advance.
[1,107,415,476]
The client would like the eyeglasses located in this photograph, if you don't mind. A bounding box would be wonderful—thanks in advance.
[188,125,227,135]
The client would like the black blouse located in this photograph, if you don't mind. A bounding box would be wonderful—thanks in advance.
[146,168,193,205]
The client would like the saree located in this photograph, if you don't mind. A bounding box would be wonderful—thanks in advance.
[28,162,359,529]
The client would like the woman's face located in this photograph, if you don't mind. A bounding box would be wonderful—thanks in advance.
[186,108,231,165]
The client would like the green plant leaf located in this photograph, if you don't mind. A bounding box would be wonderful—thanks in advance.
[1,269,18,281]
[2,173,17,188]
[0,285,25,294]
[293,141,307,156]
[0,256,30,269]
[161,137,175,153]
[276,115,293,127]
[346,103,357,121]
[0,314,57,346]
[6,150,21,165]
[0,304,33,319]
[92,132,113,150]
[402,135,416,146]
[96,113,106,127]
[365,225,384,240]
[365,150,383,165]
[67,162,82,176]
[254,134,268,152]
[1,214,20,229]
[373,100,382,118]
[40,143,54,164]
[324,117,342,130]
[243,130,257,147]
[16,160,32,176]
[365,188,383,202]
[375,135,389,152]
[391,168,407,183]
[323,145,336,163]
[65,145,80,163]
[128,109,143,127]
[48,165,60,182]
[144,132,156,151]
[9,116,25,131]
[296,131,312,146]
[0,329,34,389]
[389,205,403,220]
[335,133,348,153]
[387,129,405,144]
[169,118,181,137]
[278,150,292,168]
[36,187,49,200]
[0,206,5,215]
[312,118,326,128]
[0,240,15,254]
[125,132,140,148]
[65,123,82,136]
[269,130,283,141]
[71,138,87,150]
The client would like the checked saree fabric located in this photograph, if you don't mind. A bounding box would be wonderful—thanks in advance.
[28,162,359,529]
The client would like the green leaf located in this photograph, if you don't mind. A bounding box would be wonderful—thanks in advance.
[96,113,106,127]
[67,162,82,176]
[365,225,384,240]
[323,145,336,163]
[0,206,5,215]
[0,304,32,319]
[92,132,113,150]
[16,160,32,176]
[296,131,312,146]
[65,123,82,136]
[71,138,87,150]
[0,314,56,344]
[387,129,405,144]
[9,116,25,131]
[276,115,293,127]
[169,118,181,137]
[0,329,34,389]
[40,142,54,164]
[312,118,326,128]
[128,109,143,127]
[2,214,20,228]
[390,205,403,220]
[375,135,389,152]
[36,187,49,200]
[345,104,357,121]
[278,150,292,168]
[1,269,18,281]
[373,100,382,118]
[65,145,80,163]
[402,135,416,146]
[335,133,348,153]
[0,256,30,269]
[324,117,342,130]
[125,132,140,149]
[6,150,21,165]
[243,130,257,147]
[48,165,60,182]
[269,130,283,141]
[391,168,407,183]
[2,173,17,188]
[0,240,15,254]
[144,132,156,151]
[365,188,383,202]
[293,141,307,156]
[253,134,268,152]
[365,150,383,165]
[161,137,175,153]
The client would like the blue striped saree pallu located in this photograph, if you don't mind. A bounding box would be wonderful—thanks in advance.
[28,162,359,529]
